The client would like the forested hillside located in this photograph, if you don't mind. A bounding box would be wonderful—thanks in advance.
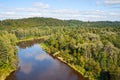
[0,17,120,80]
[1,17,120,30]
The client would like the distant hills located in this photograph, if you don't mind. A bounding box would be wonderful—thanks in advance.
[0,17,120,30]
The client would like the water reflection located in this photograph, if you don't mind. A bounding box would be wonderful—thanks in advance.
[6,41,88,80]
[18,44,53,75]
[20,62,33,74]
[17,38,44,49]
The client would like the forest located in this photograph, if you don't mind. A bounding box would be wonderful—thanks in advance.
[0,17,120,80]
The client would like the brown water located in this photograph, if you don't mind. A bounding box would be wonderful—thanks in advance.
[6,40,88,80]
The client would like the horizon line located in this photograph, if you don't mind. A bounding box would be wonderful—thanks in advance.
[0,17,120,22]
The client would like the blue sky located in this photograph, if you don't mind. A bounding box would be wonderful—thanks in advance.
[0,0,120,21]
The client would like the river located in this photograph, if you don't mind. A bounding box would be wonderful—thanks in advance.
[5,40,88,80]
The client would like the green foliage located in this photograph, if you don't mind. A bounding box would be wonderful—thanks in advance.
[0,31,17,79]
[40,24,120,80]
[0,17,120,80]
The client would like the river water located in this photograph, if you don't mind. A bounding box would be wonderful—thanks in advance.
[5,40,88,80]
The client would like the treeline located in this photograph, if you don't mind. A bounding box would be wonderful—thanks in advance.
[0,31,17,80]
[0,17,120,30]
[42,27,120,80]
[0,17,67,30]
[0,17,120,80]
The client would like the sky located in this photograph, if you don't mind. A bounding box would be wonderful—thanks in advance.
[0,0,120,21]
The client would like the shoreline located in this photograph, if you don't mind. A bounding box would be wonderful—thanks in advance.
[5,37,88,80]
[40,43,89,80]
[50,54,89,80]
[0,68,16,80]
[3,38,43,80]
[18,38,89,79]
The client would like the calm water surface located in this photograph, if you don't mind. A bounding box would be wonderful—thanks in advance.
[6,41,88,80]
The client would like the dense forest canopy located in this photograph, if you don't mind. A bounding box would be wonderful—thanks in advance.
[0,17,120,30]
[0,17,120,80]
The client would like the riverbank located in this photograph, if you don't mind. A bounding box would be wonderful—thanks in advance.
[40,43,89,80]
[51,53,89,80]
[15,37,88,80]
[2,37,47,80]
[4,37,89,80]
[0,68,16,80]
[6,39,88,80]
[16,36,49,43]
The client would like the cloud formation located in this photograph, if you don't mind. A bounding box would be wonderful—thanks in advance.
[20,62,33,74]
[0,2,120,21]
[104,0,120,5]
[33,2,50,9]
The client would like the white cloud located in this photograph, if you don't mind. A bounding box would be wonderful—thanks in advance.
[104,0,120,5]
[20,62,33,74]
[33,2,50,9]
[0,9,120,21]
[52,9,79,14]
[0,1,120,21]
[0,11,15,15]
[35,54,52,61]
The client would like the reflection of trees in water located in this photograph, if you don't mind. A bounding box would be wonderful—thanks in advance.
[5,71,16,80]
[17,38,44,49]
[5,67,20,80]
